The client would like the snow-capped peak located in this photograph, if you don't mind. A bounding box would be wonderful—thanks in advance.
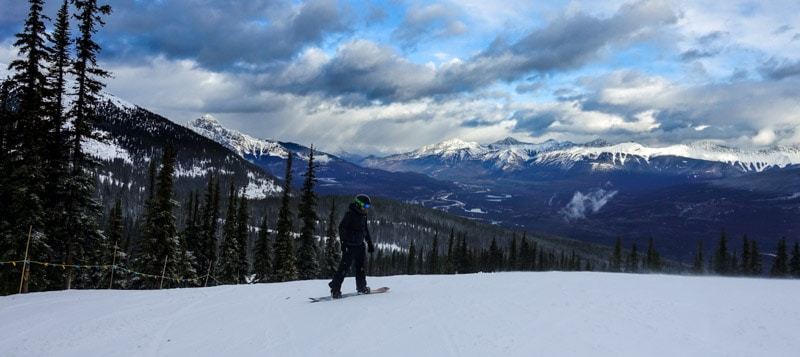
[536,141,800,172]
[187,115,288,159]
[384,137,800,173]
[411,138,485,159]
[491,137,530,146]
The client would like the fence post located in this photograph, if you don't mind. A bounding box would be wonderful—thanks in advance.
[109,242,118,289]
[18,226,32,294]
[203,262,212,287]
[159,256,168,289]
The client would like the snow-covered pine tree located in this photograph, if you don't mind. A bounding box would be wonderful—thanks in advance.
[254,215,273,282]
[42,1,72,283]
[235,194,249,283]
[770,238,788,277]
[197,175,219,281]
[273,153,297,281]
[217,183,239,284]
[323,199,340,279]
[0,0,53,294]
[176,192,200,287]
[105,198,123,286]
[136,147,179,289]
[296,146,319,280]
[62,0,112,289]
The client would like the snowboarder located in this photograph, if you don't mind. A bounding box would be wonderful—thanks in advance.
[328,194,375,299]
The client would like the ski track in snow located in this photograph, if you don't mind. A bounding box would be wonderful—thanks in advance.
[2,272,800,357]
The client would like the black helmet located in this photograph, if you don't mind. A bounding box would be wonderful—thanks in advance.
[354,194,371,209]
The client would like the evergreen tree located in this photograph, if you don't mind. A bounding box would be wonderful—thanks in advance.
[235,194,249,283]
[611,238,623,272]
[789,241,800,278]
[296,146,319,280]
[749,240,762,276]
[406,240,417,275]
[322,200,341,279]
[107,198,123,256]
[740,235,750,276]
[488,236,500,272]
[445,228,455,274]
[508,234,518,271]
[42,1,72,282]
[217,183,239,284]
[273,154,297,281]
[197,175,219,280]
[253,215,273,282]
[136,147,179,289]
[1,0,53,294]
[457,235,470,274]
[770,238,789,277]
[417,246,425,275]
[713,231,730,275]
[692,240,704,274]
[518,234,531,271]
[62,0,111,289]
[626,243,639,273]
[427,232,439,274]
[645,238,661,272]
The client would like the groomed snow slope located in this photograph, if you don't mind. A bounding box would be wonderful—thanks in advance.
[2,272,799,357]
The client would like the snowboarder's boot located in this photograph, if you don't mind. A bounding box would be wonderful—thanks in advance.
[357,286,371,295]
[329,281,342,299]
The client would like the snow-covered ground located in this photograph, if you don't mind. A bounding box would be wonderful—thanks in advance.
[2,272,799,357]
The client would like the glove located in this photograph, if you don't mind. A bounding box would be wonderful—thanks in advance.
[367,241,375,253]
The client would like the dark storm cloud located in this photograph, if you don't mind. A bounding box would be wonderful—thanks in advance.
[0,0,350,71]
[391,3,467,49]
[680,48,720,61]
[264,0,678,102]
[759,58,800,80]
[511,111,557,135]
[772,24,793,35]
[680,31,726,61]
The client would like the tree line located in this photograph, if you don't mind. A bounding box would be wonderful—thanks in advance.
[690,231,800,278]
[1,0,112,294]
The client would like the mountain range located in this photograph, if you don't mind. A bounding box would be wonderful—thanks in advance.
[87,94,800,263]
[85,94,613,264]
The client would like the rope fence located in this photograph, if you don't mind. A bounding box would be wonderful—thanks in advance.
[4,226,219,294]
[1,260,204,283]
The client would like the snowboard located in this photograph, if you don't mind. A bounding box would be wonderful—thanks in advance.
[309,287,390,303]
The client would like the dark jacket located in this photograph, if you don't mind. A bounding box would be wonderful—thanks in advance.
[338,202,372,246]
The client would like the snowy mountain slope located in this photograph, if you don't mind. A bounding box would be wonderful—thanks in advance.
[366,137,800,174]
[89,95,281,212]
[2,272,799,357]
[187,115,459,200]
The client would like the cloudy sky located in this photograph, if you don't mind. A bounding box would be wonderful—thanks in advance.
[1,0,799,155]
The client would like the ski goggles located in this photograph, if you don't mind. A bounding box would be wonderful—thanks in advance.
[356,199,371,209]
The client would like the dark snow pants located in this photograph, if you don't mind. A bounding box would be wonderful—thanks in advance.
[329,243,367,291]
